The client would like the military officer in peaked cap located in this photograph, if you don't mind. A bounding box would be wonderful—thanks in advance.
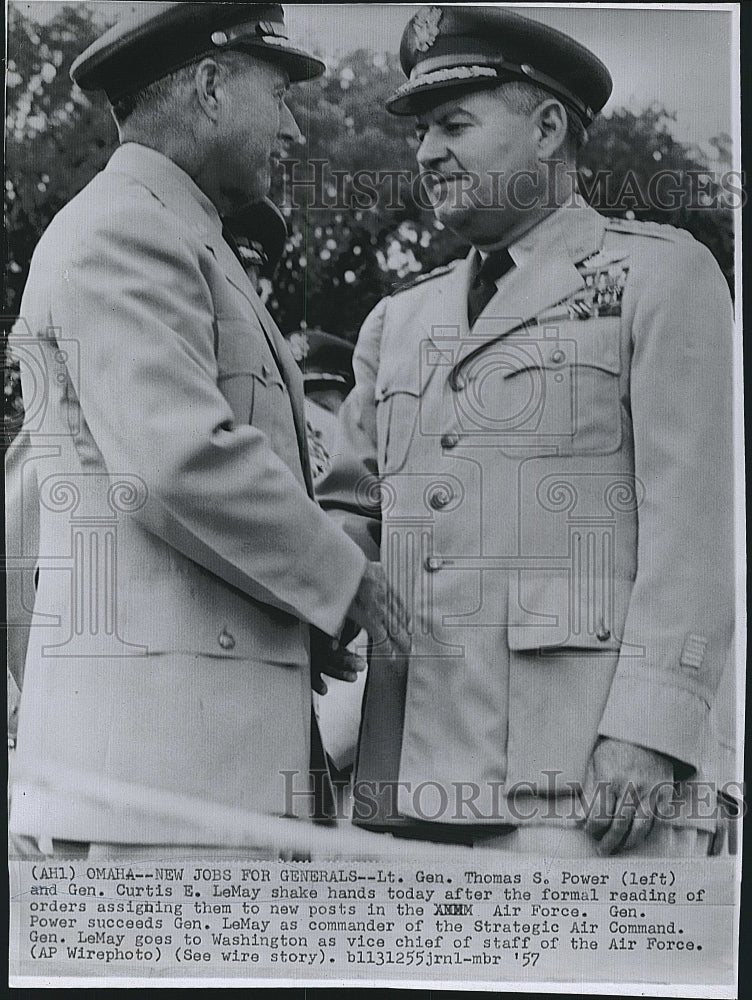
[8,2,409,858]
[318,6,736,855]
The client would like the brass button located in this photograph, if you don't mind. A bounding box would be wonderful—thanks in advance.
[550,349,565,364]
[441,432,460,449]
[424,556,444,573]
[450,372,466,392]
[595,623,611,642]
[218,628,236,650]
[428,486,452,510]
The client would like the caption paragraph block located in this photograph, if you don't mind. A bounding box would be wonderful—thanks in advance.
[10,856,737,989]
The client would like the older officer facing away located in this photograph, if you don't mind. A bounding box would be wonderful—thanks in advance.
[318,6,735,855]
[8,2,408,859]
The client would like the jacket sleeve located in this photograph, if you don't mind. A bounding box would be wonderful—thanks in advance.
[30,201,366,639]
[315,298,388,562]
[5,430,38,692]
[597,237,737,772]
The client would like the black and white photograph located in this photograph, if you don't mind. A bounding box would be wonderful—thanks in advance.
[5,2,743,991]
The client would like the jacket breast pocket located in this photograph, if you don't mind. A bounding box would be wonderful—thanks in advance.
[374,381,422,474]
[216,364,288,430]
[494,321,622,457]
[247,364,289,429]
[215,319,290,430]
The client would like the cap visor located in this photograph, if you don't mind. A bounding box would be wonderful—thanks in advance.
[386,76,506,116]
[237,40,325,82]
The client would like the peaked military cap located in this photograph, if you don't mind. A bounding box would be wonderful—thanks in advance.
[71,2,325,102]
[288,330,355,391]
[387,5,612,125]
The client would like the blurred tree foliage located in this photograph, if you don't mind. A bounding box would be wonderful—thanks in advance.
[580,106,735,295]
[5,3,736,437]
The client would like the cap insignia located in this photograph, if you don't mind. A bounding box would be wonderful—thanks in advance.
[413,6,443,52]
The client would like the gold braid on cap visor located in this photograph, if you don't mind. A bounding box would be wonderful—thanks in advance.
[393,55,593,123]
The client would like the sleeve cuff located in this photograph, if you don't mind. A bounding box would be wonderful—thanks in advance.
[598,672,711,772]
[306,537,367,639]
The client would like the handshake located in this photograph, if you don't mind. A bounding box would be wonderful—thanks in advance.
[311,561,410,695]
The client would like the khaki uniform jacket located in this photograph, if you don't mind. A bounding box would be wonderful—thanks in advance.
[318,201,736,829]
[8,143,366,844]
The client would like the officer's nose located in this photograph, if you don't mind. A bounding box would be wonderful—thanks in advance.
[279,100,304,146]
[416,124,449,172]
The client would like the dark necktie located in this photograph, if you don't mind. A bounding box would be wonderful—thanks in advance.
[467,248,515,327]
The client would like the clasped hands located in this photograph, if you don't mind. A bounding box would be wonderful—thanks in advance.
[311,561,410,695]
[584,737,676,854]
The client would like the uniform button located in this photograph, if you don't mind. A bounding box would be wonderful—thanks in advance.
[441,432,461,449]
[218,628,236,650]
[450,371,466,392]
[428,486,452,510]
[424,556,444,572]
[595,623,611,642]
[550,349,565,364]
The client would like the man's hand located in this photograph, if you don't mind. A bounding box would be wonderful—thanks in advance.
[310,627,367,695]
[584,737,674,855]
[345,561,411,661]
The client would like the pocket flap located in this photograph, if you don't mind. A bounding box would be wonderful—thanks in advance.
[215,319,284,386]
[374,364,422,472]
[375,359,422,401]
[508,568,631,651]
[375,383,422,403]
[501,322,621,378]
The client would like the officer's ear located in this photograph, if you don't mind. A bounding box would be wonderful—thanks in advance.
[532,99,569,158]
[195,57,225,121]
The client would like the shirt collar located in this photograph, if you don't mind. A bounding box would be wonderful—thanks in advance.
[507,207,569,269]
[477,192,592,271]
[106,142,224,244]
[475,206,563,268]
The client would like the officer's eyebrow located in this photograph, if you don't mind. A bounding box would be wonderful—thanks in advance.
[415,103,478,130]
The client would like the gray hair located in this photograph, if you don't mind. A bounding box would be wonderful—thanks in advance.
[110,50,249,127]
[496,81,588,152]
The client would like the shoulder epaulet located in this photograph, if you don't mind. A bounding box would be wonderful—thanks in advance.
[389,260,459,297]
[605,217,695,243]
